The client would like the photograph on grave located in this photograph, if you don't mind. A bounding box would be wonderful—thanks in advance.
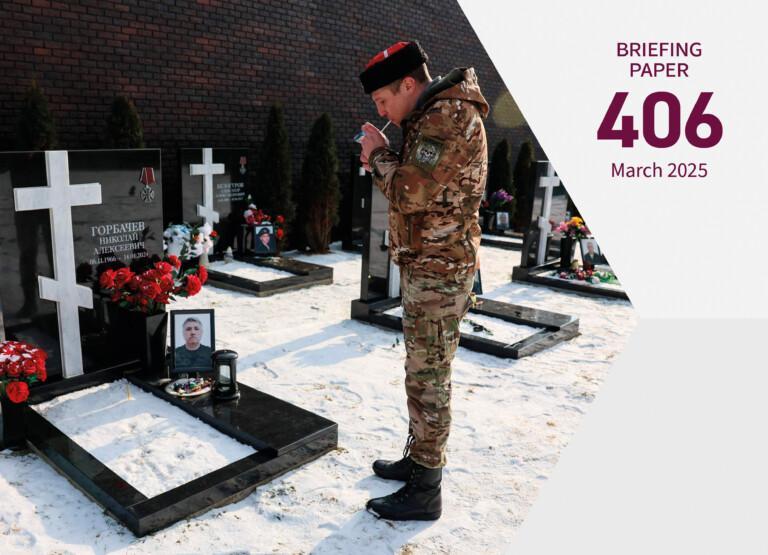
[580,237,607,268]
[171,309,215,374]
[252,224,277,255]
[180,148,251,254]
[0,149,164,380]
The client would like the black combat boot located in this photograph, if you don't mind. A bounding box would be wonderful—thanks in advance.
[366,462,442,521]
[372,435,415,481]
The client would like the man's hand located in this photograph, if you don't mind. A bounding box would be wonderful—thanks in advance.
[359,122,390,173]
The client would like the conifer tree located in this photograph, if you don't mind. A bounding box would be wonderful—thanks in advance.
[105,95,145,148]
[299,113,340,253]
[256,104,295,223]
[16,80,57,150]
[486,138,512,196]
[512,139,536,230]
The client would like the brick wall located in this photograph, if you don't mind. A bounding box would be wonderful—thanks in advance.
[0,0,544,222]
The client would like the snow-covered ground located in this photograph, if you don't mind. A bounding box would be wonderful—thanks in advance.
[33,379,256,498]
[0,243,636,554]
[208,259,296,281]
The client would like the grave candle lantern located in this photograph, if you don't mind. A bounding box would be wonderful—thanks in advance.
[212,349,240,401]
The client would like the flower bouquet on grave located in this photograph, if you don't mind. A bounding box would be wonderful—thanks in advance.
[553,216,591,268]
[486,189,516,233]
[553,216,590,240]
[98,258,208,375]
[0,341,48,404]
[163,222,218,264]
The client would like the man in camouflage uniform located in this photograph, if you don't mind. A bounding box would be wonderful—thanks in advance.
[357,40,489,521]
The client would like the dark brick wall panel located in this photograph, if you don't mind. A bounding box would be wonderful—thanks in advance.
[0,0,544,221]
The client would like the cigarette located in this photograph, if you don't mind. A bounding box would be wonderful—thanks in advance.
[353,120,391,143]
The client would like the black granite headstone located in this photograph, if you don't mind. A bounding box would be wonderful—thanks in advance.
[0,149,164,381]
[179,148,251,254]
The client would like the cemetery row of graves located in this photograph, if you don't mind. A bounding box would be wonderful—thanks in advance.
[0,84,626,537]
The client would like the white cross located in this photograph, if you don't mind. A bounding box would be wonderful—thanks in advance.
[190,147,224,224]
[536,162,561,265]
[14,151,102,378]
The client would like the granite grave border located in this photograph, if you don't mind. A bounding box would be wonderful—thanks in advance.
[204,253,334,297]
[21,366,338,536]
[512,260,630,301]
[351,296,579,359]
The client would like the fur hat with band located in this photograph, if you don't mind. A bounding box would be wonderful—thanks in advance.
[359,41,429,94]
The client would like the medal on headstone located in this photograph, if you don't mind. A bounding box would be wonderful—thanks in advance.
[239,156,247,175]
[139,166,156,203]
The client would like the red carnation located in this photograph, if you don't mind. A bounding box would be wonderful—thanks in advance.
[159,274,175,292]
[210,230,218,238]
[6,361,22,378]
[127,275,143,291]
[168,255,181,270]
[140,281,162,300]
[185,274,202,296]
[154,261,173,274]
[5,381,29,404]
[276,228,285,240]
[22,358,37,376]
[276,215,285,224]
[36,365,47,381]
[99,269,116,290]
[197,266,208,285]
[114,267,134,288]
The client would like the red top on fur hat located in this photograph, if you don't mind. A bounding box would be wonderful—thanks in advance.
[359,41,429,94]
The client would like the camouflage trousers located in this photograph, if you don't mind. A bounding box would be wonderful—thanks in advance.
[400,265,474,469]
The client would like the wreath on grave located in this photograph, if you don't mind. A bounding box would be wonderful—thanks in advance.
[163,222,218,260]
[98,257,207,314]
[0,341,48,403]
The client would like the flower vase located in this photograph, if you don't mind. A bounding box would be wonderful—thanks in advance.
[107,305,169,378]
[560,236,575,269]
[0,395,26,450]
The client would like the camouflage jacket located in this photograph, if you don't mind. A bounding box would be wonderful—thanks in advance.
[369,67,489,276]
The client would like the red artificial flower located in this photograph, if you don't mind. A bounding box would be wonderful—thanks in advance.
[197,266,208,285]
[186,274,202,296]
[114,267,134,288]
[276,215,285,224]
[22,358,38,376]
[99,269,116,290]
[210,230,218,238]
[159,274,175,292]
[168,255,181,270]
[36,365,47,382]
[276,228,285,240]
[5,381,29,404]
[127,275,143,291]
[154,261,173,275]
[140,281,162,300]
[6,361,22,378]
[263,215,271,221]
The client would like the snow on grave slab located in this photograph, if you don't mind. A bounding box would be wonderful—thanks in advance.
[384,305,540,345]
[32,379,256,498]
[481,233,522,244]
[207,260,296,281]
[542,270,625,291]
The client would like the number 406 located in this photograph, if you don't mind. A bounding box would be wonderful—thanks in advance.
[597,92,723,148]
